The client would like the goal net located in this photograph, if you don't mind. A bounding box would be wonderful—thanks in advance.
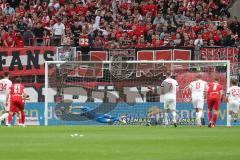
[44,60,230,126]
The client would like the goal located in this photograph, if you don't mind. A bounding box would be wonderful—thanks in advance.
[44,60,230,126]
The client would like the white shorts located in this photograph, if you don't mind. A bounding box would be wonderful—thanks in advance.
[164,94,176,110]
[228,100,239,113]
[192,98,204,109]
[0,94,9,112]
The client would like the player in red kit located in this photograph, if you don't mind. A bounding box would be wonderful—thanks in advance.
[6,77,27,127]
[206,76,223,128]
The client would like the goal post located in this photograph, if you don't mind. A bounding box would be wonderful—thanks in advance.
[44,60,230,126]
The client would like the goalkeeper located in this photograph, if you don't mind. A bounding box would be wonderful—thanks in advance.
[79,106,126,124]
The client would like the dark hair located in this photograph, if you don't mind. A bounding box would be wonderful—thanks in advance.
[231,79,238,85]
[15,77,22,83]
[3,72,9,77]
[214,76,220,82]
[166,71,171,77]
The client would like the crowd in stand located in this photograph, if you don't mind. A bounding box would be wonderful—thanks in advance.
[0,0,239,49]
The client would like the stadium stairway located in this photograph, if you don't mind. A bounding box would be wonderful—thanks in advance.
[229,0,240,18]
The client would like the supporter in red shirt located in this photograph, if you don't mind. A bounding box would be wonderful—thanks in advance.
[48,6,57,17]
[67,4,74,17]
[141,3,148,16]
[15,32,24,47]
[202,29,210,41]
[120,1,131,10]
[79,29,89,47]
[128,25,142,38]
[136,20,147,36]
[213,32,222,44]
[192,23,202,33]
[147,0,157,17]
[115,26,125,39]
[42,0,48,10]
[75,2,88,16]
[59,0,66,5]
[2,28,16,47]
[15,3,25,17]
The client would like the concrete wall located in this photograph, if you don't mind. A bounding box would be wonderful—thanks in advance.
[229,0,240,18]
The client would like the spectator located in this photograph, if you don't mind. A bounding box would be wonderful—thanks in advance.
[194,34,204,47]
[41,10,50,28]
[153,13,165,25]
[2,28,15,47]
[48,0,61,10]
[136,35,146,48]
[93,36,103,48]
[0,0,237,48]
[61,27,73,45]
[71,20,82,46]
[93,9,101,30]
[23,26,34,46]
[3,3,14,15]
[79,29,89,48]
[0,36,3,47]
[33,22,44,46]
[229,17,240,37]
[145,30,153,44]
[223,30,235,46]
[173,33,183,46]
[15,32,24,47]
[52,17,65,46]
[43,29,51,46]
[175,12,184,27]
[0,0,8,10]
[17,18,27,34]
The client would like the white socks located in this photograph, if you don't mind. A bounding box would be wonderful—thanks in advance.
[0,113,9,125]
[164,112,177,125]
[227,115,231,127]
[172,111,177,123]
[196,111,203,125]
[0,113,9,121]
[164,113,168,125]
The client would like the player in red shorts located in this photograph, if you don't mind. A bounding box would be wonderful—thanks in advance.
[206,76,223,128]
[6,77,27,127]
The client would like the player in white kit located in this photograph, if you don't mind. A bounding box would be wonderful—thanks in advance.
[161,71,179,127]
[0,72,12,125]
[189,74,207,126]
[226,79,240,127]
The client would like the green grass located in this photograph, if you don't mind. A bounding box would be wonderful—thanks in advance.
[0,126,239,160]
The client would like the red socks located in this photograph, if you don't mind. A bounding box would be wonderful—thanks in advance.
[19,111,25,124]
[213,114,218,125]
[209,111,218,125]
[21,111,25,124]
[208,111,212,122]
[8,114,13,124]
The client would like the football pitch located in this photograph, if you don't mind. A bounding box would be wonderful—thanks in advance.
[0,126,239,160]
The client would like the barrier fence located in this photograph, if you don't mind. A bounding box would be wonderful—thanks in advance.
[0,46,239,126]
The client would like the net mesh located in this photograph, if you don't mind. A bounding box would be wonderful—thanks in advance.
[45,61,229,126]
